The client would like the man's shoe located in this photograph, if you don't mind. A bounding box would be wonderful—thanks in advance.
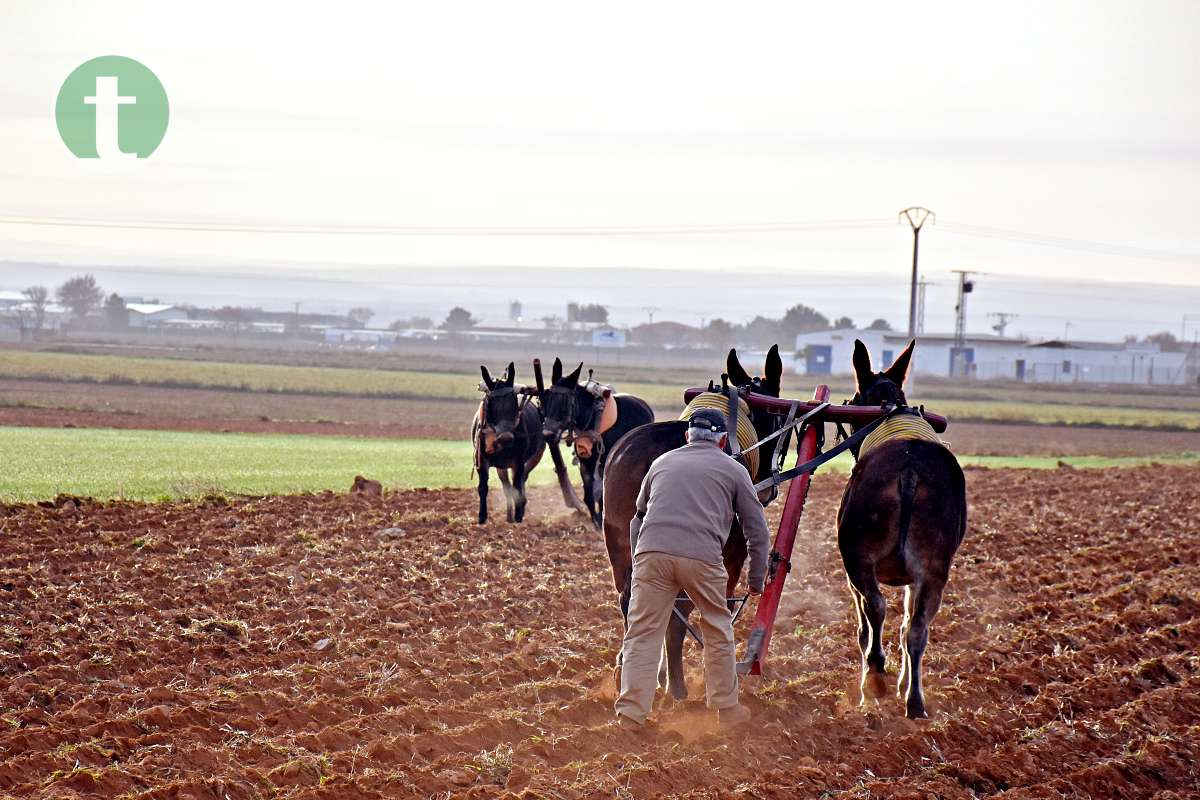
[718,703,752,730]
[614,713,646,731]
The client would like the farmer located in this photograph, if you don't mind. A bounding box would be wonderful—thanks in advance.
[614,408,770,730]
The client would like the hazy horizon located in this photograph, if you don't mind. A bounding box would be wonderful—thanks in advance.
[6,259,1199,344]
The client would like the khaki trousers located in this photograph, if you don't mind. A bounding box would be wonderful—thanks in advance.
[615,551,738,723]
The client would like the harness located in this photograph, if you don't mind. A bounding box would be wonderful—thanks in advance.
[552,381,617,461]
[857,411,942,458]
[754,404,940,493]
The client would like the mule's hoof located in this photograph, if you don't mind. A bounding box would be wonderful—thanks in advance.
[861,671,889,700]
[905,704,929,720]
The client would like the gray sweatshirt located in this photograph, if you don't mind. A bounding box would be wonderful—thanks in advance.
[630,441,771,591]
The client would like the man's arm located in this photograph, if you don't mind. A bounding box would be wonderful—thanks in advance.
[629,463,655,555]
[732,468,771,592]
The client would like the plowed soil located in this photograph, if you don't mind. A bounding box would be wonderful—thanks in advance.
[1,467,1198,798]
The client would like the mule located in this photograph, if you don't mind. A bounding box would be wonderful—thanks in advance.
[601,345,784,700]
[540,358,655,527]
[838,339,967,718]
[473,362,546,524]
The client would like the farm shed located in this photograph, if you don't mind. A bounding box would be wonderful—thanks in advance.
[126,304,189,328]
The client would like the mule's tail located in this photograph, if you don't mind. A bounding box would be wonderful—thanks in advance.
[897,462,917,558]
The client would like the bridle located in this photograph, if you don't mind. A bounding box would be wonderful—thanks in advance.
[545,384,595,436]
[482,383,533,439]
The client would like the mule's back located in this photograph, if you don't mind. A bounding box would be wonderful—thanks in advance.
[601,419,688,593]
[839,438,965,585]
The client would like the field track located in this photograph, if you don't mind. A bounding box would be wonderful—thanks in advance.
[1,467,1198,798]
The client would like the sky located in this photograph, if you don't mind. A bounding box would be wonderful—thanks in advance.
[1,1,1198,338]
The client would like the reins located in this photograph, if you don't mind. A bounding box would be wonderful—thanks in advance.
[753,403,928,493]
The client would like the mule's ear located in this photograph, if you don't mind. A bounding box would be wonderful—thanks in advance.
[764,344,783,388]
[480,365,495,390]
[552,357,563,383]
[565,361,583,385]
[504,361,516,384]
[852,339,873,391]
[884,339,915,387]
[726,348,752,386]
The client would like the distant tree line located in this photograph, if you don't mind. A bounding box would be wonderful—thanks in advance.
[699,305,892,349]
[1125,331,1188,352]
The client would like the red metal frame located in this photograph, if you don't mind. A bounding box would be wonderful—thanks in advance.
[680,383,949,674]
[740,384,829,674]
[682,387,947,433]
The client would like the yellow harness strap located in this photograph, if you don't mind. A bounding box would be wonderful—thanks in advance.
[680,392,760,478]
[858,413,942,459]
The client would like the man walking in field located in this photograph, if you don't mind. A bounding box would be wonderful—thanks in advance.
[615,408,771,730]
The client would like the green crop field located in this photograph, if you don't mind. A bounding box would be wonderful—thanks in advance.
[1,426,1197,502]
[0,427,552,502]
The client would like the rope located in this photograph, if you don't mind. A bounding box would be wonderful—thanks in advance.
[858,414,942,459]
[681,393,760,477]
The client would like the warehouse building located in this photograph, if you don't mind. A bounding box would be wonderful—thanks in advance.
[794,328,1190,385]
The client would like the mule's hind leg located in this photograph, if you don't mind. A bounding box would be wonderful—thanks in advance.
[593,454,606,527]
[845,569,888,702]
[496,468,515,523]
[477,464,490,524]
[581,460,600,528]
[511,460,528,523]
[662,595,691,700]
[902,577,946,719]
[897,584,914,700]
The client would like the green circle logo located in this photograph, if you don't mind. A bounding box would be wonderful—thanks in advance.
[56,56,168,158]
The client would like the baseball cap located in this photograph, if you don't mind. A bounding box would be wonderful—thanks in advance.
[688,408,728,433]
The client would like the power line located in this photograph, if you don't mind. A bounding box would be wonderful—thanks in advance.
[2,211,1198,263]
[0,214,894,238]
[939,221,1200,263]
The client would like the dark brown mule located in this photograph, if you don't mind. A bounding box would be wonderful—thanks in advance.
[838,340,967,718]
[473,363,546,524]
[602,346,784,700]
[540,359,655,527]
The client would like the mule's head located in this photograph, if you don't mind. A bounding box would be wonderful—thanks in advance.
[541,357,584,439]
[480,362,519,445]
[848,338,915,424]
[727,344,785,498]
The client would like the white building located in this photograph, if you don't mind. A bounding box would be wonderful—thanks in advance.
[794,328,1189,385]
[126,303,188,328]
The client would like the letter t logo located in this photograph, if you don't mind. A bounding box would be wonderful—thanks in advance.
[84,76,137,159]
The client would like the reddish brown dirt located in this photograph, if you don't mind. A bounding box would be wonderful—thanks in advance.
[0,378,474,439]
[1,469,1198,798]
[944,421,1200,457]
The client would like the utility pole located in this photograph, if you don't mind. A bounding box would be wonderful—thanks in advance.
[1181,313,1200,341]
[949,270,975,379]
[989,312,1018,337]
[951,270,975,348]
[899,207,935,340]
[1063,321,1073,343]
[642,306,660,326]
[917,278,935,335]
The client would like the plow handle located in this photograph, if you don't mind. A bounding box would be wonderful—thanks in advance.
[533,358,546,399]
